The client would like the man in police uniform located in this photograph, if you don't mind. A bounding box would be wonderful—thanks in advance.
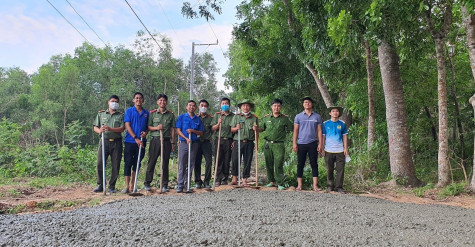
[230,99,259,187]
[144,94,175,193]
[260,99,293,190]
[93,95,125,193]
[194,99,213,189]
[211,97,234,186]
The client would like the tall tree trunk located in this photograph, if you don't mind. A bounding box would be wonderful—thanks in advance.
[461,5,475,191]
[448,54,465,161]
[378,40,421,186]
[425,2,452,187]
[434,38,450,187]
[365,41,376,149]
[424,106,438,141]
[282,0,334,107]
[305,63,334,107]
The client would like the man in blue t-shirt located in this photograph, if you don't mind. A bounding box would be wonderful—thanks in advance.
[292,96,323,192]
[175,100,204,193]
[122,92,149,194]
[322,106,349,193]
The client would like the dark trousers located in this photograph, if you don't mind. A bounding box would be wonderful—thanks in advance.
[194,140,212,184]
[325,152,345,189]
[215,138,232,182]
[144,137,171,187]
[124,142,146,176]
[231,140,254,178]
[297,141,319,178]
[96,139,122,190]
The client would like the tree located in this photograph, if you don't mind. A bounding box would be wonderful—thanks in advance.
[424,0,453,187]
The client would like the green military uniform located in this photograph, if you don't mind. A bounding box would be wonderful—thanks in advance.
[261,113,293,186]
[211,111,234,184]
[94,109,124,190]
[230,113,259,179]
[194,113,213,187]
[145,109,175,189]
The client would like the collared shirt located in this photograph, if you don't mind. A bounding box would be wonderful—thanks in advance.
[230,114,259,141]
[198,113,213,141]
[323,119,348,153]
[294,110,322,144]
[93,109,124,139]
[148,109,175,138]
[261,113,293,142]
[211,111,235,139]
[124,106,149,143]
[176,112,204,142]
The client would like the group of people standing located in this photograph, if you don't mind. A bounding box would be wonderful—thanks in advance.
[92,93,349,194]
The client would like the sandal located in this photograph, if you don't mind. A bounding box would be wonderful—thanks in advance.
[242,183,250,187]
[295,187,302,191]
[313,187,320,192]
[230,181,238,185]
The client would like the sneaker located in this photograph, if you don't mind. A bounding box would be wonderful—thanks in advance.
[195,182,203,189]
[204,183,211,189]
[278,185,285,190]
[144,185,151,191]
[337,188,345,194]
[161,187,169,193]
[93,186,103,193]
[326,187,333,193]
[221,180,228,185]
[176,187,183,193]
[121,188,129,194]
[108,189,116,194]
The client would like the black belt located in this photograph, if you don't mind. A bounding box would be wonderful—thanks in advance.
[240,140,254,143]
[267,141,283,143]
[106,138,122,142]
[152,136,170,141]
[220,137,231,140]
[200,139,210,142]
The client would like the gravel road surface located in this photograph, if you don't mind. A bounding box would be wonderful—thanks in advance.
[1,189,474,246]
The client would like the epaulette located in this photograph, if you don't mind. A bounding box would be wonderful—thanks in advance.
[283,114,289,117]
[150,109,158,113]
[264,114,270,117]
[116,111,123,114]
[98,110,106,113]
[168,110,174,114]
[207,113,213,118]
[236,113,243,116]
[215,112,221,115]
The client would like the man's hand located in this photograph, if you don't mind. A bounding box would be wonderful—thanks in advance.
[236,124,241,130]
[157,124,163,130]
[344,149,349,156]
[140,131,147,138]
[292,144,297,153]
[100,125,110,132]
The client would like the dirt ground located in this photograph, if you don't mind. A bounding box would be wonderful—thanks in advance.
[1,180,474,214]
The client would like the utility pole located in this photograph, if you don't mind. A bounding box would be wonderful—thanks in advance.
[190,40,218,100]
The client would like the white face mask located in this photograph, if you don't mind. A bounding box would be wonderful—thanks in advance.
[199,107,208,113]
[110,102,119,110]
[242,111,250,116]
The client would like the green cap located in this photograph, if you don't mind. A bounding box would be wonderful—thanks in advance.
[237,99,255,109]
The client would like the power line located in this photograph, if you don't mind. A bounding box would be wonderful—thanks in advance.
[206,21,229,63]
[46,0,91,44]
[124,0,180,71]
[65,0,109,47]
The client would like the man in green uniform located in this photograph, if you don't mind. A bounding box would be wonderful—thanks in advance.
[144,94,175,193]
[93,95,125,193]
[211,97,234,186]
[230,99,259,187]
[194,99,214,188]
[260,99,293,190]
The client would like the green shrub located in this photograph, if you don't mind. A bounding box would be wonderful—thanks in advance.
[438,182,467,199]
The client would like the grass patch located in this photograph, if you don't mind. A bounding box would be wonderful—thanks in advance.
[89,198,101,206]
[438,182,467,199]
[6,188,20,197]
[413,183,435,197]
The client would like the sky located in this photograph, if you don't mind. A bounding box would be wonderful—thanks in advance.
[0,0,239,92]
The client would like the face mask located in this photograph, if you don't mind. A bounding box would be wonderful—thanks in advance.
[242,111,250,116]
[199,107,208,113]
[221,105,230,111]
[110,102,119,110]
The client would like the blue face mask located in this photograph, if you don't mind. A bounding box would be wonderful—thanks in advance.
[221,105,230,111]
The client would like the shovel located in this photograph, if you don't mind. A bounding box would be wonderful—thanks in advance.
[211,114,222,191]
[234,118,244,188]
[249,122,261,190]
[101,127,107,195]
[129,137,144,197]
[184,133,194,193]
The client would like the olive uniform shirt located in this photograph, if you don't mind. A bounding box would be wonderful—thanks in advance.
[230,114,259,141]
[94,110,124,139]
[261,113,293,142]
[199,113,213,141]
[211,112,235,139]
[148,109,175,138]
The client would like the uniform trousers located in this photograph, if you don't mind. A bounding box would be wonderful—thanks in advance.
[194,140,212,184]
[264,142,285,185]
[214,138,233,183]
[144,137,172,187]
[96,139,122,190]
[231,140,254,179]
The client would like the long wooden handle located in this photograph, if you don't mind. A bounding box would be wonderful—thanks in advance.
[160,129,164,191]
[212,117,222,190]
[254,126,258,187]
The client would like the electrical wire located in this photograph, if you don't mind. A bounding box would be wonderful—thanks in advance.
[65,0,109,47]
[45,0,91,44]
